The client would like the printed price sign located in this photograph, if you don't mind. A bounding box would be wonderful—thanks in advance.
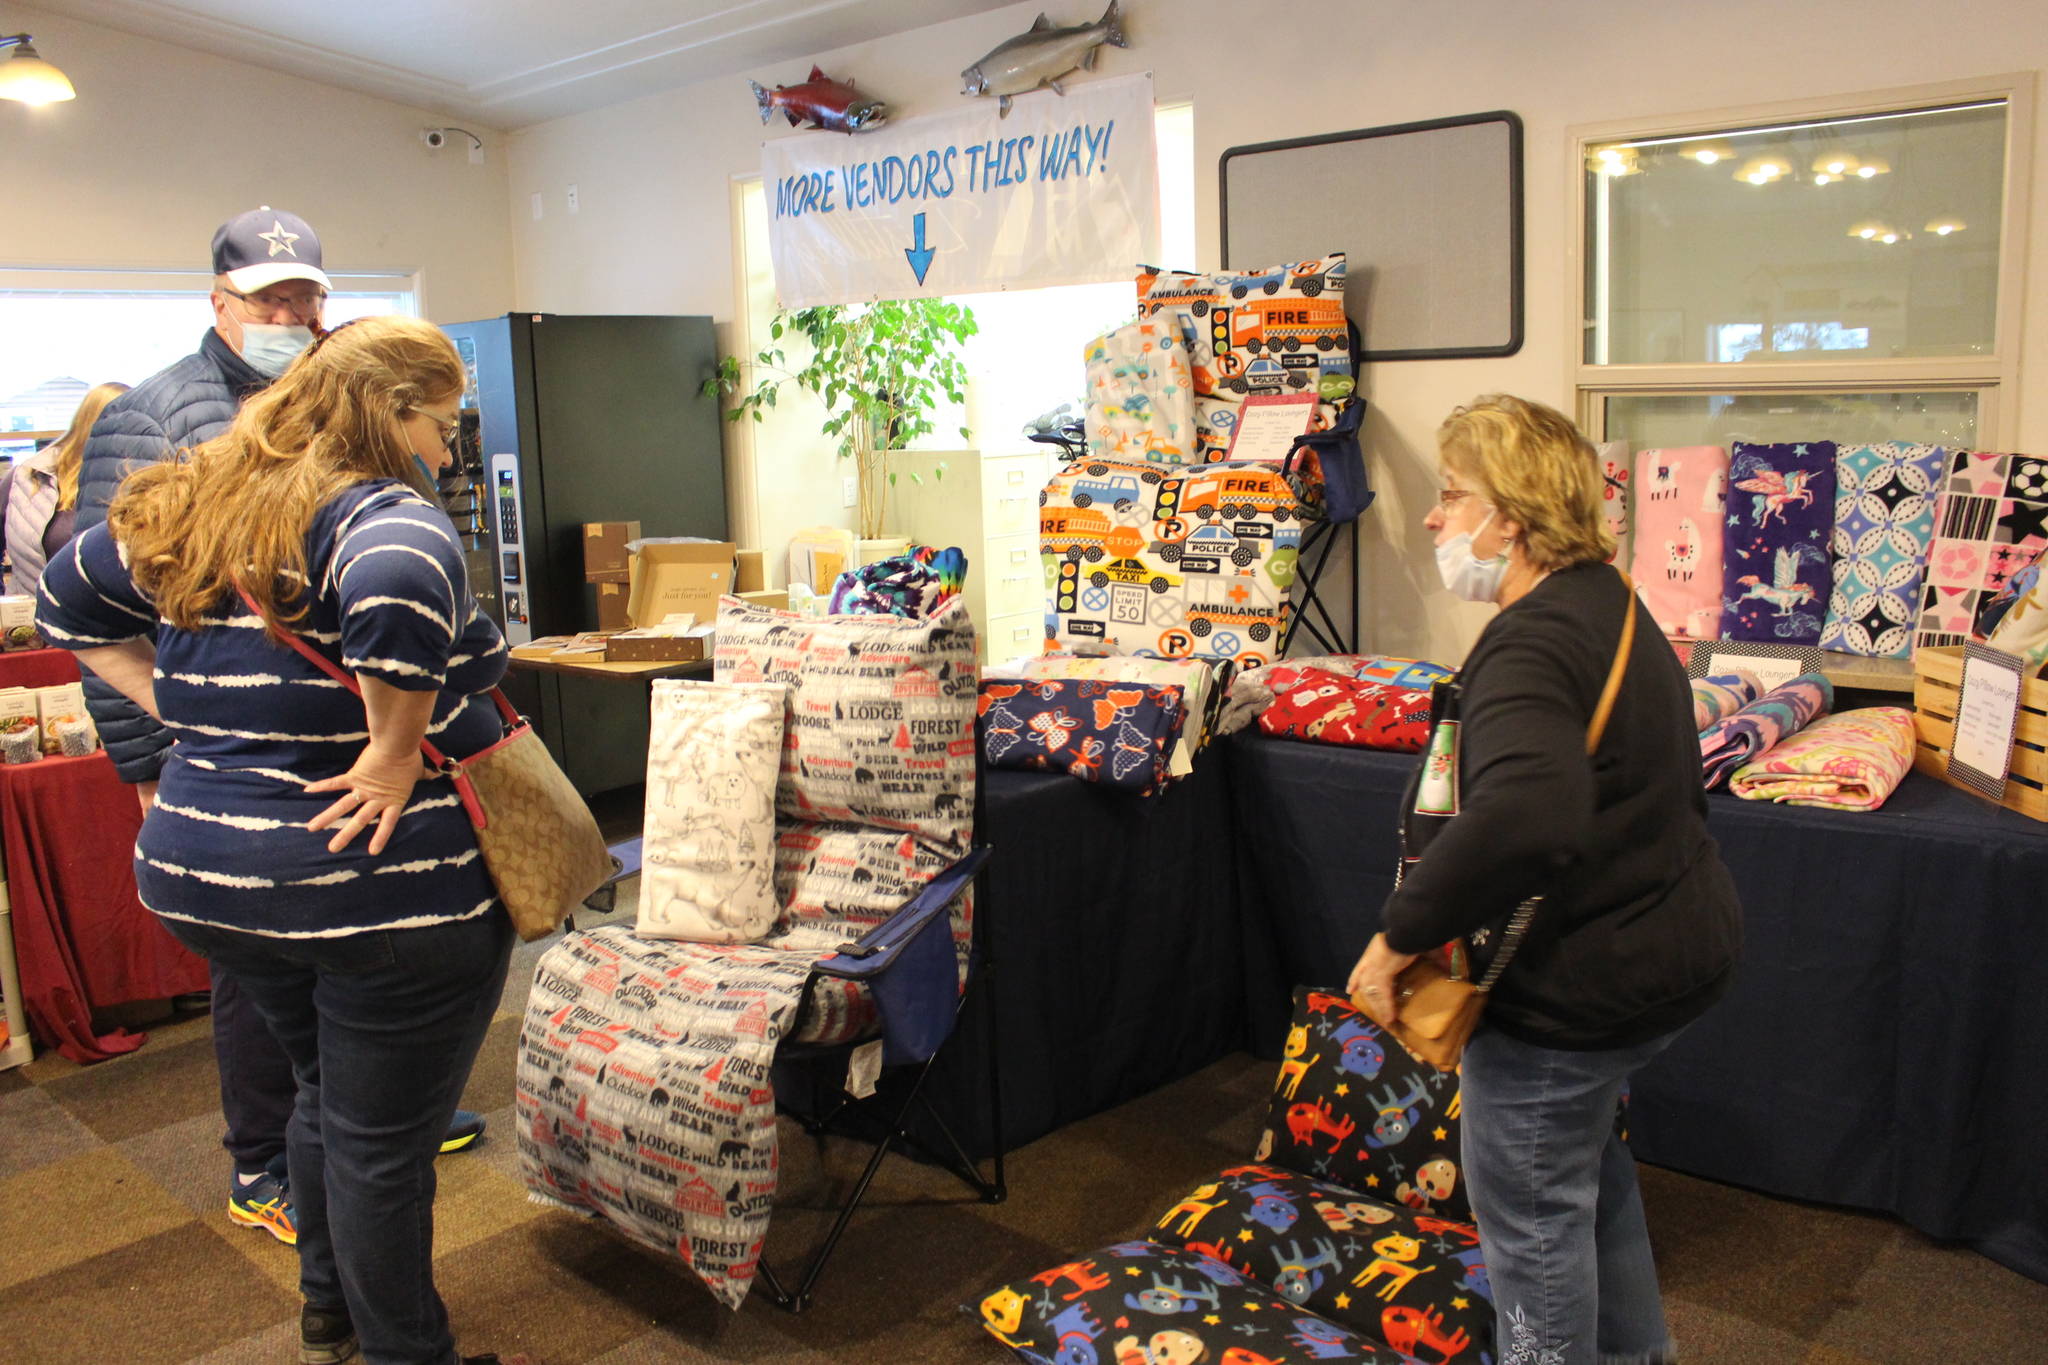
[1949,642,2027,801]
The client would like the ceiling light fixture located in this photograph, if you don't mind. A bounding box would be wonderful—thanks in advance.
[1854,156,1891,179]
[0,34,74,105]
[1812,151,1860,177]
[1735,156,1788,185]
[1847,220,1887,240]
[1925,216,1968,236]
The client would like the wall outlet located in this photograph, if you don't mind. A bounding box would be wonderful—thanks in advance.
[842,475,858,508]
[566,184,579,214]
[530,192,543,220]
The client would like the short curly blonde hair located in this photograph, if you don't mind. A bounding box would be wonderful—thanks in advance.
[1438,394,1615,571]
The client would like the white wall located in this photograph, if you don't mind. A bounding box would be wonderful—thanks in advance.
[392,3,2048,659]
[0,2,515,326]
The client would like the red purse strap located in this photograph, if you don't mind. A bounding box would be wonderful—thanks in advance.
[233,585,517,778]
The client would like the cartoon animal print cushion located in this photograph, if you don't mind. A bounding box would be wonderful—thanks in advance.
[1261,985,1471,1224]
[1084,317,1199,466]
[977,1240,1419,1365]
[1148,1166,1493,1360]
[636,680,785,943]
[978,678,1185,795]
[1257,669,1435,753]
[1720,441,1838,646]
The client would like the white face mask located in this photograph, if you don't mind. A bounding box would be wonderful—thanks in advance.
[1435,510,1511,603]
[237,322,315,379]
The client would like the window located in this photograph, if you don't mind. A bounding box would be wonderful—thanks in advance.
[1573,77,2031,455]
[0,268,418,443]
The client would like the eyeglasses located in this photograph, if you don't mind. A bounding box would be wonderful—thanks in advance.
[221,285,327,319]
[1436,488,1477,511]
[419,412,462,448]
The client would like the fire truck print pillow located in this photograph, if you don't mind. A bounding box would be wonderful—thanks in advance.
[1148,1165,1495,1361]
[1260,986,1472,1225]
[1719,441,1837,646]
[1629,445,1729,640]
[1257,668,1435,753]
[1913,450,2048,653]
[1136,255,1353,459]
[977,1241,1420,1365]
[1041,457,1316,668]
[977,677,1185,795]
[637,679,786,944]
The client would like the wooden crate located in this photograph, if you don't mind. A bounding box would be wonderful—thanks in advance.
[1910,645,2048,821]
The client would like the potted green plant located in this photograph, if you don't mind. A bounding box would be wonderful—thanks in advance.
[703,299,978,540]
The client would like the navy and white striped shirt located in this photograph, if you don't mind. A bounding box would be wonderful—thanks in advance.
[39,480,510,938]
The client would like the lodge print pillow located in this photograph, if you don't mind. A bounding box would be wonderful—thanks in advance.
[1720,441,1836,645]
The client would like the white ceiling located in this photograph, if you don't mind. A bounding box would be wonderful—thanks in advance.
[46,0,1022,129]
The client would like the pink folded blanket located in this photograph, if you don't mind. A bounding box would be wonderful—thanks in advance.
[1630,446,1729,639]
[1727,707,1917,811]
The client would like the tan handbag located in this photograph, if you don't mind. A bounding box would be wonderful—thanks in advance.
[249,590,613,941]
[1367,570,1639,1071]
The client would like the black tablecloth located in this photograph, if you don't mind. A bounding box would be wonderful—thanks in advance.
[924,756,1250,1156]
[1223,731,2048,1283]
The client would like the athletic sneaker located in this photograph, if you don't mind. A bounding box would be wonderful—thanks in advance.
[439,1109,487,1154]
[227,1169,297,1245]
[299,1304,358,1364]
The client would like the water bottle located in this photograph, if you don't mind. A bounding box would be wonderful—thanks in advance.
[785,581,816,616]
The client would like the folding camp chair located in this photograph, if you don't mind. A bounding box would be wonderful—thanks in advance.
[573,760,1005,1314]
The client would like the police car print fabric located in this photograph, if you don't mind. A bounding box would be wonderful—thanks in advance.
[1041,457,1321,668]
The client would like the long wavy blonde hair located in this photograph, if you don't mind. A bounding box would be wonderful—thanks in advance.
[108,314,464,636]
[46,381,130,511]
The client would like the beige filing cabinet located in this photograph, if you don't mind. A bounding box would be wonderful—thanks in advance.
[883,450,1056,661]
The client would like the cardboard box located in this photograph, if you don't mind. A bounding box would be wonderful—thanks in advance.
[595,580,630,631]
[583,521,641,581]
[627,541,735,629]
[606,628,713,663]
[736,588,789,612]
[0,595,41,651]
[734,548,766,594]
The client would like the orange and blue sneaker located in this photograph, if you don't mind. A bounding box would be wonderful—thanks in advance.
[439,1109,486,1155]
[227,1169,297,1245]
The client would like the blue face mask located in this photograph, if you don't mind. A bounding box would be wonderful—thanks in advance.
[238,322,314,379]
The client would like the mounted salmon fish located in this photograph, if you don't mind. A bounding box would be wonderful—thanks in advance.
[751,66,888,134]
[961,2,1128,118]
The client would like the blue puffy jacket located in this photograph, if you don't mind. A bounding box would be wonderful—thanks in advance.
[73,329,267,783]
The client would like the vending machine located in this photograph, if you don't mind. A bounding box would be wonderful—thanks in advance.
[440,313,726,795]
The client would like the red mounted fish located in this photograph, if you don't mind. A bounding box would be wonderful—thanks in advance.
[750,67,889,135]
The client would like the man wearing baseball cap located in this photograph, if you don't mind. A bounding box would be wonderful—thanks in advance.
[69,207,484,1259]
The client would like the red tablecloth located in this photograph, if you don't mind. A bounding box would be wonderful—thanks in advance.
[2,751,208,1062]
[0,647,83,689]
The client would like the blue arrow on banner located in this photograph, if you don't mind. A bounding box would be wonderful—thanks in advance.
[904,212,935,286]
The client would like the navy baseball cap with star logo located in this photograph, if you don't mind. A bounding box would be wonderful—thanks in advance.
[211,207,331,293]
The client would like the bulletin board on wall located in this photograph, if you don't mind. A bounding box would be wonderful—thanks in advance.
[1220,110,1524,361]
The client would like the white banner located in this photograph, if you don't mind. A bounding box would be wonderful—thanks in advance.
[762,72,1159,308]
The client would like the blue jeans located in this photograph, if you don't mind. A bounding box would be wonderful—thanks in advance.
[1460,1025,1680,1365]
[164,912,513,1365]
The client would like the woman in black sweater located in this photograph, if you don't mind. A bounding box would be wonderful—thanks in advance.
[1349,395,1740,1365]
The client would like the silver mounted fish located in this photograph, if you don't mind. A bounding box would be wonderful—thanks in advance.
[961,1,1128,119]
